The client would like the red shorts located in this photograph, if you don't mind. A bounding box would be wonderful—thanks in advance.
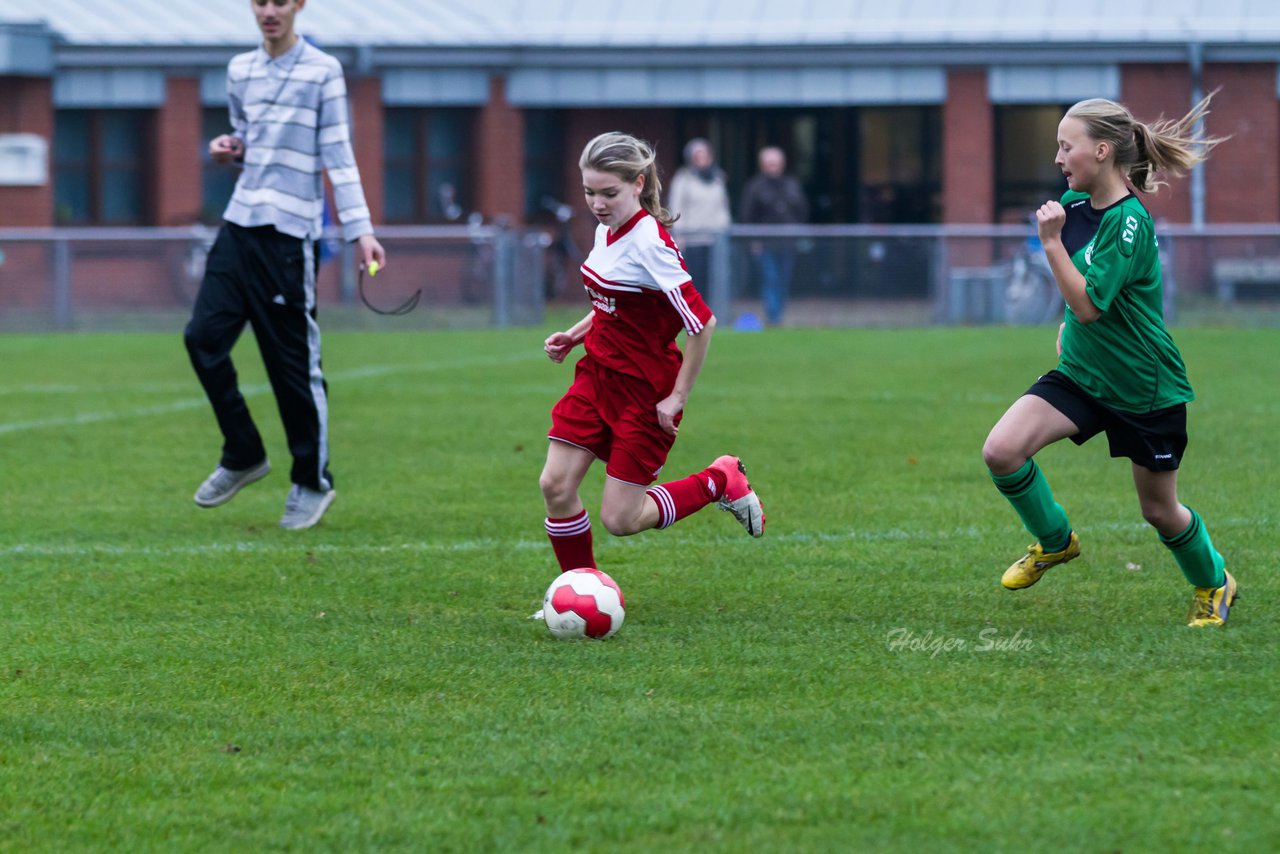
[549,358,680,486]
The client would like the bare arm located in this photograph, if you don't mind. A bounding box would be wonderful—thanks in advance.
[1036,201,1101,324]
[544,312,594,363]
[655,314,717,436]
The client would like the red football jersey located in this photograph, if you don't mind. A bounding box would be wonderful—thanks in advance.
[579,209,714,393]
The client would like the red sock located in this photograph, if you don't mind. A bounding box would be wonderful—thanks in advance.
[646,466,727,529]
[545,509,595,571]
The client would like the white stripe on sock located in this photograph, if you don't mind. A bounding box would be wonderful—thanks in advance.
[545,511,591,537]
[646,485,675,529]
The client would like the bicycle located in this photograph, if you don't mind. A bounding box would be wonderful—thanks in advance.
[170,225,218,307]
[1004,232,1062,325]
[540,195,581,300]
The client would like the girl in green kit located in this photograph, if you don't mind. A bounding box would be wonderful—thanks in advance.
[982,94,1235,627]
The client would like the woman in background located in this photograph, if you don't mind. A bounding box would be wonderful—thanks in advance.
[668,138,732,293]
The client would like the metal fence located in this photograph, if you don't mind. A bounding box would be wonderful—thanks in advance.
[0,224,549,332]
[2,223,1279,332]
[705,223,1280,328]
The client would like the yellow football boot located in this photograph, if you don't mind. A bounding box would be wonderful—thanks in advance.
[1187,571,1238,627]
[1001,531,1081,590]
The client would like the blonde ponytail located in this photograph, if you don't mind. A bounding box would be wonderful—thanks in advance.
[1067,92,1228,193]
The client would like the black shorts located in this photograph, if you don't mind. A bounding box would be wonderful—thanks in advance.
[1027,370,1188,472]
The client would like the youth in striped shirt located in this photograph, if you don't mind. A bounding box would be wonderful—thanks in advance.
[537,133,766,608]
[185,0,385,530]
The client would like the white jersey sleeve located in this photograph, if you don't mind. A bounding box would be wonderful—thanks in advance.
[633,219,692,293]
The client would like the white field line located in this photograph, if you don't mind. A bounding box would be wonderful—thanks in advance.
[0,352,541,438]
[3,517,1262,560]
[0,382,193,395]
[0,530,976,560]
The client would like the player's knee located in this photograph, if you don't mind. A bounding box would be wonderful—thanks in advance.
[538,469,581,508]
[182,321,204,353]
[183,319,222,358]
[598,505,641,537]
[538,470,565,503]
[1140,502,1179,532]
[982,434,1022,475]
[183,324,222,369]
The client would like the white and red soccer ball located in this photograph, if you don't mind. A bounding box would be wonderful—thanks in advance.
[542,568,626,639]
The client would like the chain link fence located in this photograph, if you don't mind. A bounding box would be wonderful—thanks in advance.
[702,223,1280,328]
[0,224,549,332]
[2,223,1278,331]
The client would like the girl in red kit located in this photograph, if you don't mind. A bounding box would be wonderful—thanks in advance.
[537,132,765,590]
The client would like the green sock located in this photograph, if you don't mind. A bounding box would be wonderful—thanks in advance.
[990,459,1072,552]
[1159,508,1226,588]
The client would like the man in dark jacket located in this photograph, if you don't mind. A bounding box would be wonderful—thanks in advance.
[739,147,809,325]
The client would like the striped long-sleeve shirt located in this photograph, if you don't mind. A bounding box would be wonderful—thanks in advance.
[222,37,372,242]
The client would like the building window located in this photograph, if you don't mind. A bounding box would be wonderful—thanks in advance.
[670,107,941,300]
[201,107,239,225]
[675,106,941,224]
[996,105,1069,224]
[54,109,151,225]
[857,107,942,224]
[523,110,567,220]
[383,108,474,224]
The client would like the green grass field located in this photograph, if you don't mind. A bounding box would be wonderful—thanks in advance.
[1,325,1277,852]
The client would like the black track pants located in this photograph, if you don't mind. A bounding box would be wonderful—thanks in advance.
[184,222,333,491]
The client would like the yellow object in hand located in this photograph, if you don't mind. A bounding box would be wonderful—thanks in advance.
[367,260,380,277]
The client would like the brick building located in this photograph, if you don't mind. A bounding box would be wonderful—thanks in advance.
[1,0,1278,245]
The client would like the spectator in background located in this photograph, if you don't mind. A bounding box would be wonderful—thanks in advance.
[667,138,731,292]
[739,146,809,326]
[184,0,385,530]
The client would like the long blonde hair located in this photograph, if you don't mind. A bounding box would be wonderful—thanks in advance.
[579,132,677,227]
[1066,93,1227,193]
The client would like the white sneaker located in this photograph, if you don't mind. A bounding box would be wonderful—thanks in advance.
[279,485,336,530]
[194,460,271,508]
[528,609,545,621]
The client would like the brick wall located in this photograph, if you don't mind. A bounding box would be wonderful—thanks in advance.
[942,68,994,226]
[154,76,203,226]
[1202,63,1280,223]
[474,75,525,223]
[1121,64,1194,224]
[348,75,384,225]
[0,76,54,226]
[3,63,1278,234]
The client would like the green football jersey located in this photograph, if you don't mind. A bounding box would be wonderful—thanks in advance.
[1055,190,1193,413]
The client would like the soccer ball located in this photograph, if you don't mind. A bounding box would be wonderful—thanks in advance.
[542,568,626,639]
